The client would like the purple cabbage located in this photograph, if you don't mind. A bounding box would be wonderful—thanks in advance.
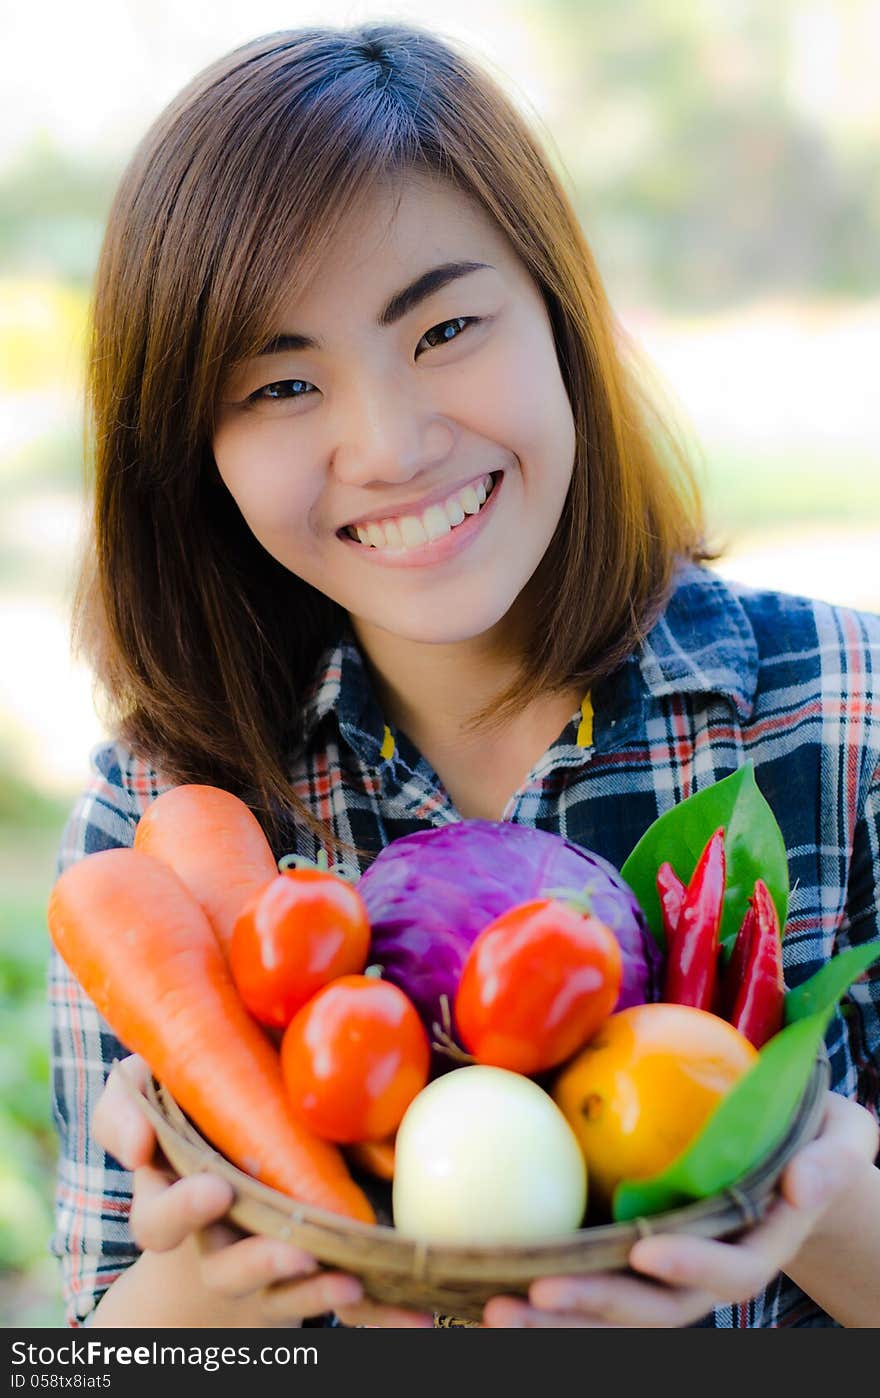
[357,821,663,1064]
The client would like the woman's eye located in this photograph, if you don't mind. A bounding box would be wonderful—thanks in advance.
[249,378,316,404]
[243,318,482,406]
[417,316,481,353]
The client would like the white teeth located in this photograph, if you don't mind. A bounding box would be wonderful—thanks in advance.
[348,472,496,550]
[379,517,403,547]
[423,504,453,541]
[459,486,480,514]
[444,496,466,527]
[399,515,429,547]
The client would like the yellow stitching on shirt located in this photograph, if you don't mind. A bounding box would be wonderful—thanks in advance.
[380,724,396,761]
[576,692,593,748]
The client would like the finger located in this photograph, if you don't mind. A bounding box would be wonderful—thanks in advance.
[525,1271,716,1328]
[484,1296,612,1328]
[191,1219,254,1265]
[260,1270,366,1321]
[92,1056,155,1169]
[628,1202,812,1304]
[129,1167,234,1253]
[333,1296,434,1328]
[627,1093,880,1304]
[196,1234,320,1299]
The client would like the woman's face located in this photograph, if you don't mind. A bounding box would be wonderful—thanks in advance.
[213,172,577,650]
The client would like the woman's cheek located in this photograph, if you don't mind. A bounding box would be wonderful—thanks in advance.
[467,330,574,469]
[214,426,311,535]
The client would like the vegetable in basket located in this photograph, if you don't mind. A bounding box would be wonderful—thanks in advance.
[358,820,663,1058]
[631,771,787,1046]
[47,846,375,1224]
[720,879,785,1048]
[552,1002,758,1216]
[657,832,785,1048]
[346,1133,397,1182]
[133,783,279,955]
[660,826,726,1011]
[230,855,372,1029]
[452,893,623,1074]
[281,970,431,1143]
[392,1065,587,1244]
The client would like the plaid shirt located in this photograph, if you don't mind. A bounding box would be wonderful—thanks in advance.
[49,561,880,1328]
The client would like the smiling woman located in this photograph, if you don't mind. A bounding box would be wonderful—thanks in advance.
[71,21,709,858]
[48,17,880,1336]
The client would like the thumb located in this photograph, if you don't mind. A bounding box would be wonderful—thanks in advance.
[92,1054,157,1169]
[781,1093,878,1213]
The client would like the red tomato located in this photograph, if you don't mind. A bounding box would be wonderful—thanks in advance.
[453,899,623,1075]
[229,868,370,1029]
[281,974,430,1144]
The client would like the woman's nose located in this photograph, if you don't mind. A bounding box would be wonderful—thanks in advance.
[331,381,454,485]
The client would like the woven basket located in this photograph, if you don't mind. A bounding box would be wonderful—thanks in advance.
[128,1052,829,1324]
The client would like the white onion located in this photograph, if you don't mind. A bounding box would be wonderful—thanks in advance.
[392,1065,587,1245]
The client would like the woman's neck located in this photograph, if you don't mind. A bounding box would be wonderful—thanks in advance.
[348,614,585,819]
[351,622,520,753]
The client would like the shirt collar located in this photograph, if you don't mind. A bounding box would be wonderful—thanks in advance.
[299,621,390,768]
[636,560,759,721]
[298,562,760,768]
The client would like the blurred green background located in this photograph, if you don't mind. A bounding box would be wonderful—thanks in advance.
[2,0,878,1326]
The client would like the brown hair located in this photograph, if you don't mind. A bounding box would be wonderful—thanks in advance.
[73,20,713,857]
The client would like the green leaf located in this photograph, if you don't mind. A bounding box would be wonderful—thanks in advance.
[784,943,880,1024]
[619,763,788,953]
[612,943,880,1221]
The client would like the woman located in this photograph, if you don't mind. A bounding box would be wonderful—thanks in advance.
[51,21,880,1328]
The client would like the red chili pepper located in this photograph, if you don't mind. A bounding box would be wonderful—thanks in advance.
[718,901,756,1020]
[656,861,686,945]
[662,826,726,1011]
[726,879,785,1048]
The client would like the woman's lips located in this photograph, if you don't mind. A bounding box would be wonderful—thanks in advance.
[337,471,503,569]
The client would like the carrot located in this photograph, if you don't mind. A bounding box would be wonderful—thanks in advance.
[48,847,375,1224]
[133,784,279,955]
[346,1135,396,1183]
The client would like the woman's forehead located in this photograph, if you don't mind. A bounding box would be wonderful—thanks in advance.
[271,177,511,320]
[222,169,533,370]
[321,174,498,269]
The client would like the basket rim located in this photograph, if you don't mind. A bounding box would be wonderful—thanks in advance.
[126,1046,830,1275]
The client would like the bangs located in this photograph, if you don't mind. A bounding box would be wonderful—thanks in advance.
[171,40,439,430]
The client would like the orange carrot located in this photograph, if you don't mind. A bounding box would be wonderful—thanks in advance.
[133,785,279,955]
[346,1135,396,1182]
[48,847,374,1224]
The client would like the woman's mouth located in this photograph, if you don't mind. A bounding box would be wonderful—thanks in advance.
[337,471,503,569]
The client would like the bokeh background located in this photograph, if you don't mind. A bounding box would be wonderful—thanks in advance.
[2,0,878,1326]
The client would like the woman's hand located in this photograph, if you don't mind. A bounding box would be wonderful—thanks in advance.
[483,1091,879,1328]
[93,1055,431,1327]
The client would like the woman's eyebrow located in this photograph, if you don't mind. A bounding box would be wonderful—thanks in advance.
[256,260,494,355]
